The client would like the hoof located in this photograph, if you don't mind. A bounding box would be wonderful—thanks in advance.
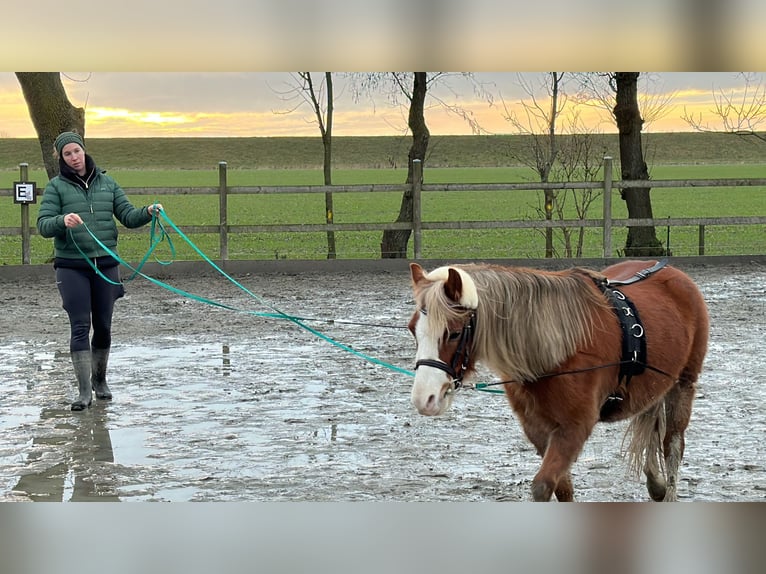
[646,476,667,502]
[531,481,554,502]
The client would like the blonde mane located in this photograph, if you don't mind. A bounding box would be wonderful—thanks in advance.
[416,264,609,382]
[417,276,474,339]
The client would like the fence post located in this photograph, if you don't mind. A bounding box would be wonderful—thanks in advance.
[218,161,228,261]
[602,156,613,258]
[19,162,31,265]
[698,224,705,255]
[412,159,422,259]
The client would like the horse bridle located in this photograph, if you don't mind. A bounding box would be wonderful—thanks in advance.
[414,307,476,392]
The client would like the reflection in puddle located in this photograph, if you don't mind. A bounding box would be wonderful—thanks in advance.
[222,344,231,376]
[9,404,120,502]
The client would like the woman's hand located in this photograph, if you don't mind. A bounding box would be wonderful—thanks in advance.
[148,203,164,215]
[64,213,83,228]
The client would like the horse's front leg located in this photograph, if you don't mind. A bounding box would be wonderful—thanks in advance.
[531,426,590,502]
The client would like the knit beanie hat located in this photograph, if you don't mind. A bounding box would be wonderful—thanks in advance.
[54,132,85,155]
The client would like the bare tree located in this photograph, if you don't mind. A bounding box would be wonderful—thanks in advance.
[15,73,85,179]
[382,72,429,259]
[272,72,337,258]
[613,72,666,256]
[501,72,565,257]
[502,74,605,257]
[681,72,766,144]
[575,72,666,256]
[571,72,675,129]
[550,115,606,257]
[349,72,493,258]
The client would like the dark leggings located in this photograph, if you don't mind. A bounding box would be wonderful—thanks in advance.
[56,265,124,353]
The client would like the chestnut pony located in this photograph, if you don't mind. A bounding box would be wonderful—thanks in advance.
[408,260,709,502]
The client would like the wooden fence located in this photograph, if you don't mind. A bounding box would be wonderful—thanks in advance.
[3,157,766,264]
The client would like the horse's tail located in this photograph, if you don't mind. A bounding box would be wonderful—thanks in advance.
[622,401,666,480]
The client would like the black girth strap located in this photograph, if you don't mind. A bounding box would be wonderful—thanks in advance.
[597,284,646,385]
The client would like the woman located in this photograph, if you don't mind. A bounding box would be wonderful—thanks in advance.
[37,131,163,411]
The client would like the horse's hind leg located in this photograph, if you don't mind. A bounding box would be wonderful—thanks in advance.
[643,419,666,502]
[626,402,667,500]
[661,374,697,501]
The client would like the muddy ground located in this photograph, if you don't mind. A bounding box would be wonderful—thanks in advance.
[1,259,764,502]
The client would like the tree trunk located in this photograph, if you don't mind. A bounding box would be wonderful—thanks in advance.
[323,73,336,259]
[323,134,336,259]
[15,73,85,180]
[380,72,429,258]
[613,72,665,257]
[543,73,560,258]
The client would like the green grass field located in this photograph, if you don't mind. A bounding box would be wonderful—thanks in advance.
[1,134,765,264]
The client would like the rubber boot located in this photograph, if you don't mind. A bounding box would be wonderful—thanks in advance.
[71,350,92,411]
[91,347,113,400]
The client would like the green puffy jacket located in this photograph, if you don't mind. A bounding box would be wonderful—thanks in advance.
[37,164,152,262]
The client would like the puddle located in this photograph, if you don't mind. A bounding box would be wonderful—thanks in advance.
[1,265,764,501]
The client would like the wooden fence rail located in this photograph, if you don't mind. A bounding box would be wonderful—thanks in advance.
[2,157,765,264]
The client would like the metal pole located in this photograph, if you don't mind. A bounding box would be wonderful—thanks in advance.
[218,161,228,261]
[20,163,30,265]
[412,159,422,259]
[602,157,613,258]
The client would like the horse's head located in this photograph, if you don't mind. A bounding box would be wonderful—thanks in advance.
[408,263,479,416]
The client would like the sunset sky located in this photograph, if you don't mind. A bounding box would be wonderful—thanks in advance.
[0,72,758,139]
[4,2,764,139]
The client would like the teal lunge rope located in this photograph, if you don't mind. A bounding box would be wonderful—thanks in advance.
[70,213,175,284]
[156,209,415,376]
[78,209,414,377]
